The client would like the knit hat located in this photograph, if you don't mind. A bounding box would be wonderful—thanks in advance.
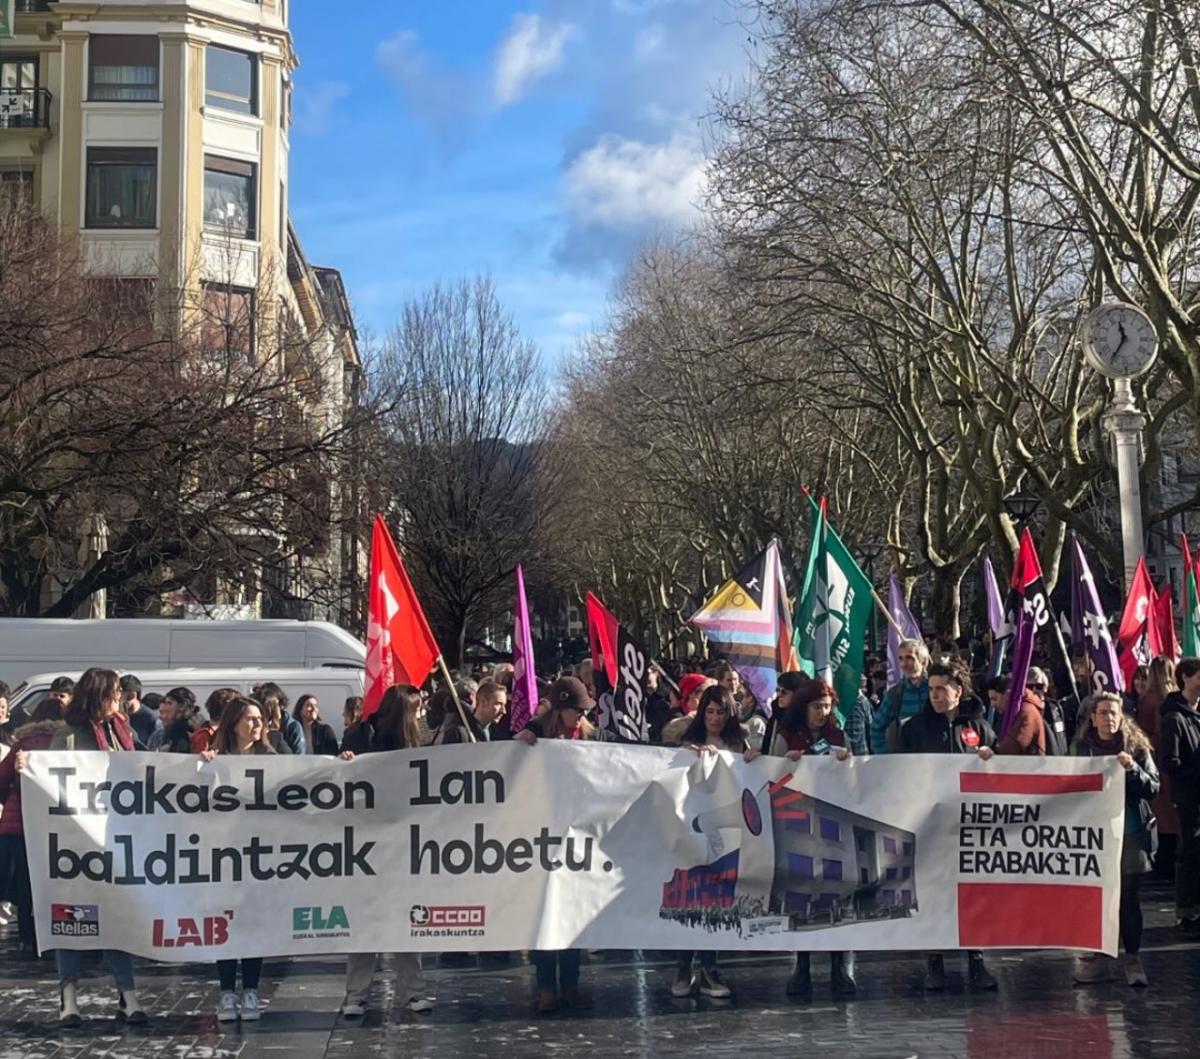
[791,677,836,710]
[548,676,591,712]
[677,673,712,713]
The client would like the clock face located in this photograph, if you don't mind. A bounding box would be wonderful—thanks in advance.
[1082,304,1158,379]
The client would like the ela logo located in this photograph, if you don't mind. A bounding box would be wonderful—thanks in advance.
[152,912,233,948]
[293,906,350,933]
[50,904,99,937]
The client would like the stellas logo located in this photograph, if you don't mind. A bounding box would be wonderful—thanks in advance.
[51,904,99,937]
[293,905,350,940]
[152,912,233,948]
[409,904,485,937]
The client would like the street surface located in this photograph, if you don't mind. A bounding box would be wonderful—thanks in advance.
[0,882,1195,1058]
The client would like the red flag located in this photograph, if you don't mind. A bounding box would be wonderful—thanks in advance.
[1115,558,1162,686]
[1154,585,1181,663]
[364,514,439,718]
[586,592,620,687]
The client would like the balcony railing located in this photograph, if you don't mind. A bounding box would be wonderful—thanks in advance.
[0,88,52,131]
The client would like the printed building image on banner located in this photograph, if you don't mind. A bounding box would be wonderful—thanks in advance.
[658,775,917,936]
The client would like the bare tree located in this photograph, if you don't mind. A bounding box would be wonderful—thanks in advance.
[369,277,557,665]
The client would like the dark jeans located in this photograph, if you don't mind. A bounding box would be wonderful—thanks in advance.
[531,949,580,991]
[1120,873,1143,955]
[217,958,263,992]
[677,950,717,972]
[0,834,35,949]
[1177,804,1200,922]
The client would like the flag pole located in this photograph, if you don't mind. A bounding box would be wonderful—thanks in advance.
[870,585,906,637]
[436,654,477,744]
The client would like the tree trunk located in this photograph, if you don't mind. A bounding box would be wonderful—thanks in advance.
[929,565,964,639]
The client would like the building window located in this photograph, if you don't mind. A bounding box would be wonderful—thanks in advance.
[89,36,159,102]
[0,169,34,205]
[819,817,841,842]
[206,45,257,115]
[202,284,255,362]
[204,156,257,238]
[787,853,814,879]
[85,147,157,228]
[822,859,843,881]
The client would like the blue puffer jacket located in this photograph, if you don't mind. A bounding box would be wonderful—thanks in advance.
[870,677,929,754]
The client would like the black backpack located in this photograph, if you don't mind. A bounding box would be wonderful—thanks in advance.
[1043,698,1069,756]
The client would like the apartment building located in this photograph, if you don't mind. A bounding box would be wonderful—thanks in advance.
[0,0,363,623]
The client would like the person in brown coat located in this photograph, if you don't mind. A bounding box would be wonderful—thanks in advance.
[979,676,1045,758]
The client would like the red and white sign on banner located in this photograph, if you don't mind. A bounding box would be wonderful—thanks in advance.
[364,515,439,717]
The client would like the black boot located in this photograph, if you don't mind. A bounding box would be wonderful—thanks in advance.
[830,952,857,998]
[968,951,998,991]
[786,953,812,997]
[925,954,947,991]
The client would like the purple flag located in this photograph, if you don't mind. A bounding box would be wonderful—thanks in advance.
[509,564,539,735]
[1001,598,1037,737]
[983,556,1003,636]
[1068,534,1124,695]
[886,575,922,687]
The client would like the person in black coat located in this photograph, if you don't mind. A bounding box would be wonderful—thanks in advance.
[1160,658,1200,934]
[901,661,998,991]
[293,695,340,756]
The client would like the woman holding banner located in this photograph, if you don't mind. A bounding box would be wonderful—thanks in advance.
[515,675,610,1014]
[671,686,747,1000]
[48,668,147,1026]
[338,685,435,1018]
[1070,693,1159,987]
[746,676,858,1000]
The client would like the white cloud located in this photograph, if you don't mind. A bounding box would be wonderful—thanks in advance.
[564,133,706,228]
[292,80,350,136]
[634,24,666,59]
[493,13,573,107]
[556,309,592,329]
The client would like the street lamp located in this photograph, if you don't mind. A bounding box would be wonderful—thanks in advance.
[859,541,886,652]
[1002,492,1041,530]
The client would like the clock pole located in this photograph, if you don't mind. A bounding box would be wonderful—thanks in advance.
[1102,377,1147,594]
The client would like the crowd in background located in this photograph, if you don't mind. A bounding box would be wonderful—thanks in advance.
[0,632,1197,1023]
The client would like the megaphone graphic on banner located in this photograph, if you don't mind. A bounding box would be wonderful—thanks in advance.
[691,788,763,837]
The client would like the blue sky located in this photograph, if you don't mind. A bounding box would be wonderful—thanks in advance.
[287,1,750,362]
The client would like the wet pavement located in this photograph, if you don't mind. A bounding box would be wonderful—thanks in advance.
[1,881,1197,1058]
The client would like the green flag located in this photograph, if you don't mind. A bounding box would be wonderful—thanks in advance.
[1185,566,1200,658]
[793,496,873,724]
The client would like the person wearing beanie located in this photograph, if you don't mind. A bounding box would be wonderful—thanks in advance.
[745,675,857,1000]
[515,675,610,1014]
[661,674,715,747]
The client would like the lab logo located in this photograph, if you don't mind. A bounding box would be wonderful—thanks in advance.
[50,904,99,937]
[152,912,233,948]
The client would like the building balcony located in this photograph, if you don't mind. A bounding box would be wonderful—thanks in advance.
[16,0,53,11]
[0,88,52,136]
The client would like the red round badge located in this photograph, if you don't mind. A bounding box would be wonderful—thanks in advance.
[960,728,980,748]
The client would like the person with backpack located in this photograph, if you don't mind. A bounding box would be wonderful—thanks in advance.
[900,661,999,991]
[870,639,931,753]
[979,676,1046,758]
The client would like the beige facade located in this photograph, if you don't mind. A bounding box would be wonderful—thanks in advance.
[1,0,362,622]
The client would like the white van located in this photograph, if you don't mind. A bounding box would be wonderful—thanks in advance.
[0,619,364,687]
[7,667,364,743]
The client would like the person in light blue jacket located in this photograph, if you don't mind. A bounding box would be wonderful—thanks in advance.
[870,639,930,753]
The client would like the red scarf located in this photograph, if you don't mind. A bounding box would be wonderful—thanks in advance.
[91,712,134,752]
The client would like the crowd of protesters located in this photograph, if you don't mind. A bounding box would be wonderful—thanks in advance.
[0,633,1196,1023]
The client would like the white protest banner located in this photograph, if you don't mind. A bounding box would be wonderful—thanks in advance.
[22,745,1124,960]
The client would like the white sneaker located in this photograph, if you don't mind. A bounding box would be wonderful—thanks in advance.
[697,968,732,999]
[240,989,261,1020]
[406,996,434,1013]
[1124,955,1148,987]
[340,993,366,1017]
[217,991,239,1022]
